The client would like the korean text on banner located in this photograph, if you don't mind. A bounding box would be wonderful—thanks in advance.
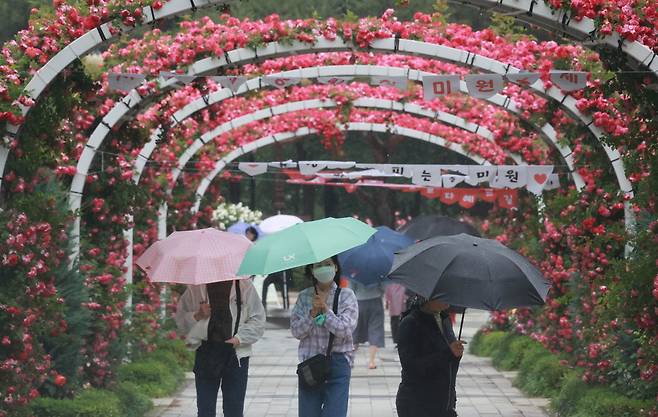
[423,75,460,100]
[464,74,504,98]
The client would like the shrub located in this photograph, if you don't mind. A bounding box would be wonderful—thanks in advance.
[515,341,549,376]
[471,330,656,417]
[141,349,180,368]
[551,371,589,417]
[516,353,567,397]
[571,387,654,417]
[117,360,181,398]
[30,389,122,417]
[514,342,554,392]
[495,336,537,371]
[470,330,507,356]
[113,382,153,417]
[490,332,518,369]
[151,338,194,370]
[469,329,486,355]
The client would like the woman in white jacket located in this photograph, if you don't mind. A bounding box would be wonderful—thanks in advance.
[175,279,265,417]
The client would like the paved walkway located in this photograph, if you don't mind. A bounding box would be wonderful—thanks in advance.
[150,309,548,417]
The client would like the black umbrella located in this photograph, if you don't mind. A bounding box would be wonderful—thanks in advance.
[398,215,480,241]
[388,233,550,338]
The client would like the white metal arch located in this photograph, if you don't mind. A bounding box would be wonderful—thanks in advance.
[462,0,657,74]
[191,122,495,213]
[63,38,632,211]
[58,38,637,279]
[1,0,642,308]
[164,97,524,194]
[5,38,630,203]
[131,65,582,188]
[117,97,530,285]
[80,94,533,282]
[5,0,654,155]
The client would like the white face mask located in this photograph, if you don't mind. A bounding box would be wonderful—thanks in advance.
[312,265,336,283]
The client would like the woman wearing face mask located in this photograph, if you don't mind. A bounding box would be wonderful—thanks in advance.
[290,256,359,417]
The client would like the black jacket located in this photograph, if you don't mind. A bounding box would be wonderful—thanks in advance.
[396,309,460,417]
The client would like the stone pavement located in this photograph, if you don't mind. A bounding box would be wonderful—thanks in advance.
[149,309,549,417]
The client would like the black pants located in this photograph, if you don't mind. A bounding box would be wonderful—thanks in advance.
[390,315,401,345]
[195,355,249,417]
[396,383,456,417]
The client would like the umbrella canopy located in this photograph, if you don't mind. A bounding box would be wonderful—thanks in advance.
[388,233,550,310]
[238,217,376,276]
[259,214,303,234]
[398,215,480,241]
[136,228,252,285]
[338,226,414,286]
[227,221,263,237]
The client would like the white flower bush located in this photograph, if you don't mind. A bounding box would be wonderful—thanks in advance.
[211,202,262,230]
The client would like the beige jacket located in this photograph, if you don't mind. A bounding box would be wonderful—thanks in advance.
[175,280,266,359]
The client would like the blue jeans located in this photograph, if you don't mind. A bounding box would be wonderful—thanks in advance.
[195,355,249,417]
[298,353,351,417]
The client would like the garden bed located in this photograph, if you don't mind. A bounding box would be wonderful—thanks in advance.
[470,330,655,417]
[25,338,193,417]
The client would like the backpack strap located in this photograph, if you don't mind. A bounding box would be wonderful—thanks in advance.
[233,280,242,336]
[325,287,342,357]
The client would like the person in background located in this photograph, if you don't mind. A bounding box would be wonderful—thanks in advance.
[350,280,385,369]
[395,296,463,417]
[245,226,259,242]
[261,269,292,311]
[175,280,265,417]
[290,256,358,417]
[384,283,407,347]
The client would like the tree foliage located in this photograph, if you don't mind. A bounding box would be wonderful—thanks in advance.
[0,0,50,43]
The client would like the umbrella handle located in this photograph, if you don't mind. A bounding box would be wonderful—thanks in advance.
[458,310,466,341]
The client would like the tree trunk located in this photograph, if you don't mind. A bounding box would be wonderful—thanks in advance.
[323,186,338,217]
[248,153,256,209]
[356,132,403,226]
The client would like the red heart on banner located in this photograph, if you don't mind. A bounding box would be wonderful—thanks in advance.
[344,184,357,193]
[533,173,547,184]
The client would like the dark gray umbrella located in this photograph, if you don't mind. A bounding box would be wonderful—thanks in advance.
[398,215,480,241]
[388,233,551,338]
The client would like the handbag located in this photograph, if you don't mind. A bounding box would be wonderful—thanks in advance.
[193,281,242,379]
[185,317,209,347]
[296,288,341,388]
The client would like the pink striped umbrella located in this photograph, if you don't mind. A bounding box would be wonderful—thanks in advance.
[136,228,252,285]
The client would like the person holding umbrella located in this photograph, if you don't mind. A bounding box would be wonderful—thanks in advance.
[237,218,375,417]
[389,233,552,417]
[395,295,464,417]
[175,280,265,417]
[290,256,358,417]
[137,228,266,417]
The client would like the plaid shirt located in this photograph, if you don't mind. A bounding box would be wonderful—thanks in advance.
[290,283,358,365]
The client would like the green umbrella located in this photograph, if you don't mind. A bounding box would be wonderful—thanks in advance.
[237,217,376,275]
